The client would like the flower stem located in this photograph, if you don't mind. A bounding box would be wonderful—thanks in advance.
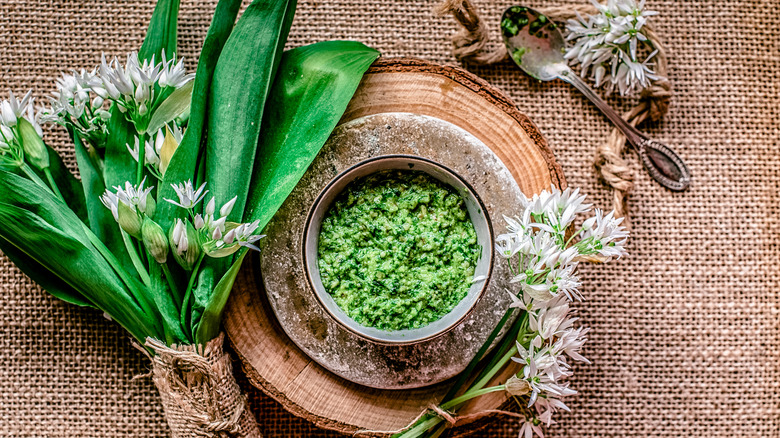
[473,311,528,385]
[121,230,151,287]
[442,307,516,402]
[397,386,508,438]
[395,416,441,438]
[426,423,448,438]
[42,167,64,201]
[161,263,181,305]
[470,346,518,393]
[180,253,205,330]
[135,133,145,185]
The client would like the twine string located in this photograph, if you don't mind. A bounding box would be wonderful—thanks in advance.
[436,0,672,222]
[146,335,246,437]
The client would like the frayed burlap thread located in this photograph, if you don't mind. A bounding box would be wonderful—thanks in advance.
[146,333,261,438]
[436,0,673,222]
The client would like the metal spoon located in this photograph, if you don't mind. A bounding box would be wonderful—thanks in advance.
[500,6,691,191]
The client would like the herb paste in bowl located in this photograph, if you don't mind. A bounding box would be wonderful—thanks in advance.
[303,155,493,345]
[317,170,481,331]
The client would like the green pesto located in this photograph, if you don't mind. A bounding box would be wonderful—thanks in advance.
[317,170,480,331]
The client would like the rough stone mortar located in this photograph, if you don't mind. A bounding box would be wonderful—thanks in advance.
[260,112,525,389]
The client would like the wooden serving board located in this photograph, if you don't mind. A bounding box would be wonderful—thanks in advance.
[224,58,565,435]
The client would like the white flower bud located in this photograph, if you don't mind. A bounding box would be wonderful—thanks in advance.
[505,375,531,397]
[17,118,49,170]
[193,214,205,230]
[1,101,17,126]
[117,201,142,237]
[223,229,236,245]
[141,218,168,264]
[168,219,201,270]
[205,197,215,216]
[220,196,237,218]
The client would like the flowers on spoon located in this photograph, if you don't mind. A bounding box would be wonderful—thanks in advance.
[564,0,662,96]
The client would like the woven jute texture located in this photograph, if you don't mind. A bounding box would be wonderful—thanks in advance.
[147,333,260,438]
[0,0,778,437]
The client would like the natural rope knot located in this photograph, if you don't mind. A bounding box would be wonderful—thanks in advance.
[428,404,458,425]
[437,0,673,225]
[145,333,260,438]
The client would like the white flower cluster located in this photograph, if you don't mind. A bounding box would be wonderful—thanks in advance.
[42,51,193,142]
[497,187,628,437]
[164,180,263,262]
[40,69,111,146]
[99,178,156,238]
[100,178,263,269]
[99,51,192,130]
[564,0,661,96]
[0,91,46,169]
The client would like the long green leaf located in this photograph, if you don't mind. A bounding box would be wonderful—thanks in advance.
[139,0,181,61]
[195,0,296,315]
[102,108,137,191]
[205,0,295,225]
[0,235,93,308]
[243,41,380,228]
[195,251,246,345]
[156,0,242,232]
[34,144,88,224]
[0,195,159,343]
[73,133,123,248]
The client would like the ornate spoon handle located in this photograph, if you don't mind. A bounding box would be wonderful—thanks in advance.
[558,68,691,191]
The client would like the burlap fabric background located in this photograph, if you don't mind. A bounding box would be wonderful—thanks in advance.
[1,0,778,436]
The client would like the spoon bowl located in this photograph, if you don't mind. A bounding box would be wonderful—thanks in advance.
[500,6,566,81]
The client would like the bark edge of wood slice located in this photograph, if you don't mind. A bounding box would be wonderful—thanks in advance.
[225,57,566,437]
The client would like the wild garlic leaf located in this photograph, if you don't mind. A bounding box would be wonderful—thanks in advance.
[243,40,380,231]
[139,0,181,62]
[155,0,243,233]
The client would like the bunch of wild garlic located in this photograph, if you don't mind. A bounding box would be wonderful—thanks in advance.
[0,0,379,349]
[396,187,628,438]
[564,0,661,96]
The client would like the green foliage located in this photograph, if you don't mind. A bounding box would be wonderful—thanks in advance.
[244,41,380,229]
[139,0,181,61]
[205,0,296,225]
[0,0,380,350]
[0,171,161,343]
[156,0,243,233]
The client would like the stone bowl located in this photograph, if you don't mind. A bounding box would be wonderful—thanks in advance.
[302,155,494,346]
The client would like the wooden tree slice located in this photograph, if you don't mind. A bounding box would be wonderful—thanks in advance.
[225,58,565,435]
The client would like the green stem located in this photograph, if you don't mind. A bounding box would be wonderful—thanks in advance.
[395,416,441,438]
[470,346,518,393]
[121,230,151,287]
[426,423,448,438]
[440,385,506,410]
[161,263,182,306]
[398,386,508,438]
[42,167,64,201]
[180,253,205,329]
[442,307,516,402]
[136,135,144,185]
[20,164,49,191]
[473,311,528,385]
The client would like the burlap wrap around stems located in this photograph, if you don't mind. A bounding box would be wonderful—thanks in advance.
[145,333,260,438]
